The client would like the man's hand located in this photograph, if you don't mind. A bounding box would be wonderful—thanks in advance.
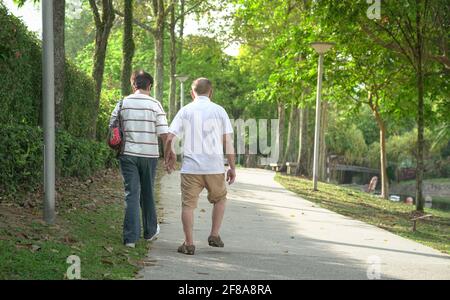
[164,133,177,174]
[164,150,177,174]
[226,168,236,185]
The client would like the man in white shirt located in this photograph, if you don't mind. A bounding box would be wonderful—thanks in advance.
[165,78,236,255]
[109,70,169,248]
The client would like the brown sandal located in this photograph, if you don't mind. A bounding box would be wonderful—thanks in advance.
[178,243,195,255]
[208,235,224,248]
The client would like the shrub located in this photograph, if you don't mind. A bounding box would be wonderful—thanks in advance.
[0,4,97,139]
[0,3,41,126]
[0,125,117,200]
[63,63,97,138]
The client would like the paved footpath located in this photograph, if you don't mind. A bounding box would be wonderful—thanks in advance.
[139,168,450,280]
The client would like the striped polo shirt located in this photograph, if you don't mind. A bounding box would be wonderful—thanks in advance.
[110,92,169,158]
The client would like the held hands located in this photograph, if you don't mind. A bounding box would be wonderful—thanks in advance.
[226,168,236,185]
[164,151,177,174]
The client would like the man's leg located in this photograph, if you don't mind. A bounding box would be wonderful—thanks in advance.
[119,155,141,244]
[211,199,226,237]
[180,175,204,246]
[181,206,195,246]
[205,174,228,239]
[139,157,158,240]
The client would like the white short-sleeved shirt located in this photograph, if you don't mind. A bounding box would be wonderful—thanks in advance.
[169,96,234,174]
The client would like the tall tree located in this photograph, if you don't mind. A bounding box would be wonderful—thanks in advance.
[296,106,309,175]
[117,0,173,103]
[88,0,115,138]
[150,0,169,103]
[168,0,207,119]
[317,0,449,211]
[121,0,135,96]
[168,0,178,120]
[282,100,299,165]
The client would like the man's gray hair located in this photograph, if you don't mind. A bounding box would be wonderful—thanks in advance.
[192,78,212,95]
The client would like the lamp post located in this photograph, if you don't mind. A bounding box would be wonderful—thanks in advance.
[42,0,55,224]
[175,75,189,108]
[310,42,335,191]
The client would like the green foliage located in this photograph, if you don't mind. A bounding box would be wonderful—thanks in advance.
[326,123,368,165]
[0,125,116,199]
[63,62,97,138]
[0,4,97,139]
[0,3,41,126]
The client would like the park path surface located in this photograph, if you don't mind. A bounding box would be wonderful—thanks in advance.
[139,168,450,280]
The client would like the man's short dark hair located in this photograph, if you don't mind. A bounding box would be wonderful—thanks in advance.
[192,78,212,95]
[131,70,154,90]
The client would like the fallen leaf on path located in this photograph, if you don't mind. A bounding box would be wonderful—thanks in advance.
[15,243,33,250]
[200,209,206,213]
[104,246,114,253]
[16,232,31,240]
[31,245,41,252]
[15,243,41,253]
[64,236,78,244]
[101,259,114,265]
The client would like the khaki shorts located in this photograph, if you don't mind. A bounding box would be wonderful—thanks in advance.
[181,174,227,209]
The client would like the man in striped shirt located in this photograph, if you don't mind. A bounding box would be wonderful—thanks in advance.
[109,70,169,248]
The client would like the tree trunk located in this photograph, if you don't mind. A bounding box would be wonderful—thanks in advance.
[153,30,165,102]
[296,107,309,176]
[416,63,425,211]
[89,0,115,139]
[318,101,328,180]
[373,108,389,199]
[53,0,65,130]
[282,101,298,165]
[152,0,166,103]
[178,0,185,59]
[415,3,425,212]
[277,101,285,165]
[121,0,135,97]
[176,0,186,112]
[168,2,177,120]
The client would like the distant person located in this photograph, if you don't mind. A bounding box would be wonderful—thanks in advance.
[109,70,169,248]
[367,176,378,193]
[165,78,236,255]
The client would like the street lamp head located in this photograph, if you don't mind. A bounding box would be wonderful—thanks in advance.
[310,42,335,54]
[175,75,189,83]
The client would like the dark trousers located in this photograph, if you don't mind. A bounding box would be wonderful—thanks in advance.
[119,155,158,244]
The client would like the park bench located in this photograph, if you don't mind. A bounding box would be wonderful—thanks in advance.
[269,163,282,172]
[285,162,298,175]
[411,214,432,232]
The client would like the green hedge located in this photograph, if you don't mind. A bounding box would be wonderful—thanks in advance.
[63,63,97,138]
[0,125,117,199]
[0,3,42,126]
[0,4,96,138]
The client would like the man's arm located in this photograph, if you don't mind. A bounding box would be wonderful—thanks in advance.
[109,101,121,128]
[224,133,236,185]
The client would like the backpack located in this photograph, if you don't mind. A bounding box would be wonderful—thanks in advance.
[107,100,125,154]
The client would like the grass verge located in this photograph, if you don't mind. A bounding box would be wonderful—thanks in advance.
[275,174,450,255]
[0,162,165,280]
